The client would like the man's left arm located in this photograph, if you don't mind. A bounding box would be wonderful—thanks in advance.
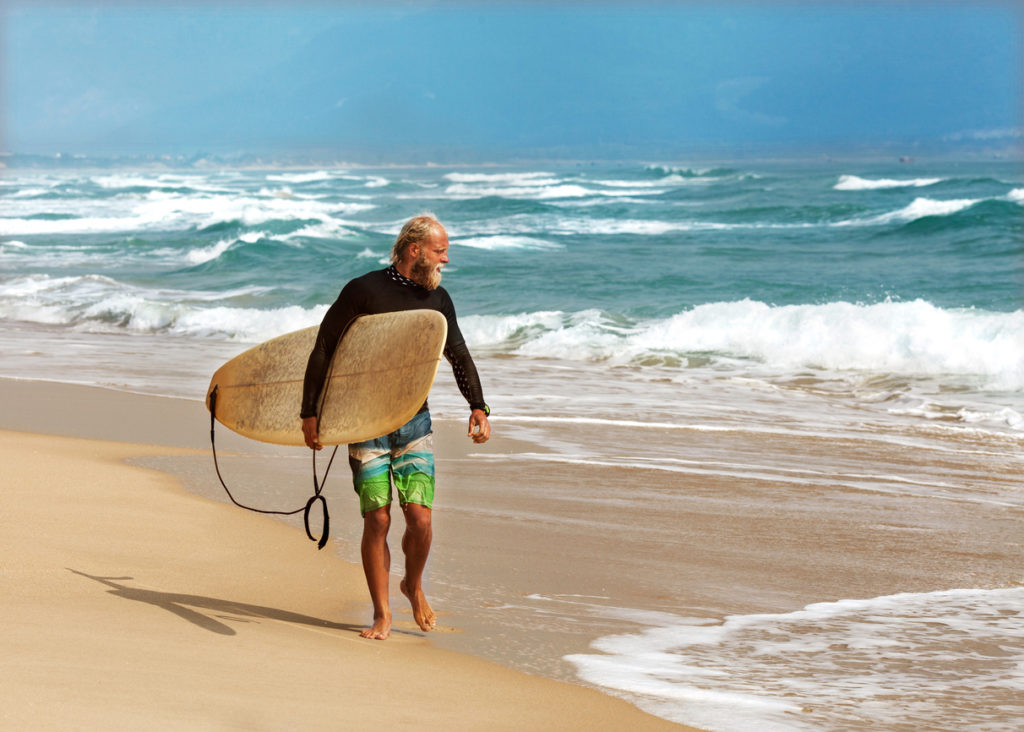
[440,292,490,443]
[446,338,490,444]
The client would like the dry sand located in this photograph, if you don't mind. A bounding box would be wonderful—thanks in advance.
[0,379,692,730]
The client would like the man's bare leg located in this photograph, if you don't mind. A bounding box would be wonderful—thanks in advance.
[360,505,392,639]
[400,503,436,632]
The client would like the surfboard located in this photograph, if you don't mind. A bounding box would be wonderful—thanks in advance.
[205,309,447,446]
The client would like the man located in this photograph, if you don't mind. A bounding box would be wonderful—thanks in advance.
[301,214,491,640]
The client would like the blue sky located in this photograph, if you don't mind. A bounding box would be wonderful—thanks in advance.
[3,2,1022,160]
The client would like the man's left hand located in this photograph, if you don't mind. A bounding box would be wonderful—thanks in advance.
[468,409,491,444]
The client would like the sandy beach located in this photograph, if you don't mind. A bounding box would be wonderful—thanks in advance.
[0,379,690,730]
[3,373,1022,729]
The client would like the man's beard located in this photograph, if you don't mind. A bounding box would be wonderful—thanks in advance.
[410,255,442,290]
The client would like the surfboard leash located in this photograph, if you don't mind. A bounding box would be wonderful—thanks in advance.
[208,384,334,550]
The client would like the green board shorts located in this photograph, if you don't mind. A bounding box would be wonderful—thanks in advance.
[348,410,435,516]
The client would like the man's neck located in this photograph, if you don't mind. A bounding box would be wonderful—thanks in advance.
[387,262,423,290]
[393,259,415,280]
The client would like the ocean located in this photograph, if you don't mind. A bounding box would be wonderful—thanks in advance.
[2,159,1023,730]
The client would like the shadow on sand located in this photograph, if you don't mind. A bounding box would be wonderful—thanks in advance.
[67,567,370,637]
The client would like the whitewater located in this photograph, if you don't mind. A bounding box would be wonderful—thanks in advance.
[2,160,1021,429]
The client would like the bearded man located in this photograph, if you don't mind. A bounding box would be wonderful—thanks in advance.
[301,214,490,640]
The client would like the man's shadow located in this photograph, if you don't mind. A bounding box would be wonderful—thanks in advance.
[68,568,366,637]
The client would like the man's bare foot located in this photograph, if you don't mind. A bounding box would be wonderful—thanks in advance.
[360,612,392,640]
[400,578,437,632]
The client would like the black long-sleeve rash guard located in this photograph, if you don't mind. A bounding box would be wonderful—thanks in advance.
[300,265,486,420]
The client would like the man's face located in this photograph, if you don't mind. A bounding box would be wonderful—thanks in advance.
[409,229,449,290]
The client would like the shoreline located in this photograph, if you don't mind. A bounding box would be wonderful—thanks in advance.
[4,373,1022,729]
[0,378,693,730]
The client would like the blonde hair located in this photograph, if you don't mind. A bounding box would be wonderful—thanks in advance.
[391,214,442,263]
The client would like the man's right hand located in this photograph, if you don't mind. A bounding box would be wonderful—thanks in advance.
[302,416,322,450]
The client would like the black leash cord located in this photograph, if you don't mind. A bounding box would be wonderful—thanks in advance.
[208,385,335,550]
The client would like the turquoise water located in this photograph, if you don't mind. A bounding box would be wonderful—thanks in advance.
[4,163,1022,315]
[2,160,1022,425]
[2,159,1023,730]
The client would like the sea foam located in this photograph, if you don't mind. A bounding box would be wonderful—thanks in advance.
[834,174,943,190]
[5,268,1020,392]
[454,235,564,251]
[440,170,672,199]
[0,273,312,341]
[265,170,336,184]
[566,587,1024,732]
[0,189,375,236]
[184,231,265,265]
[461,300,1024,391]
[444,171,559,185]
[836,196,980,226]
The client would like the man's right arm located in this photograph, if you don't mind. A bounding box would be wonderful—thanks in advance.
[301,416,322,451]
[300,281,362,423]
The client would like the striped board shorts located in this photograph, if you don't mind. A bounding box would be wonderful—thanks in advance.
[347,410,435,516]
